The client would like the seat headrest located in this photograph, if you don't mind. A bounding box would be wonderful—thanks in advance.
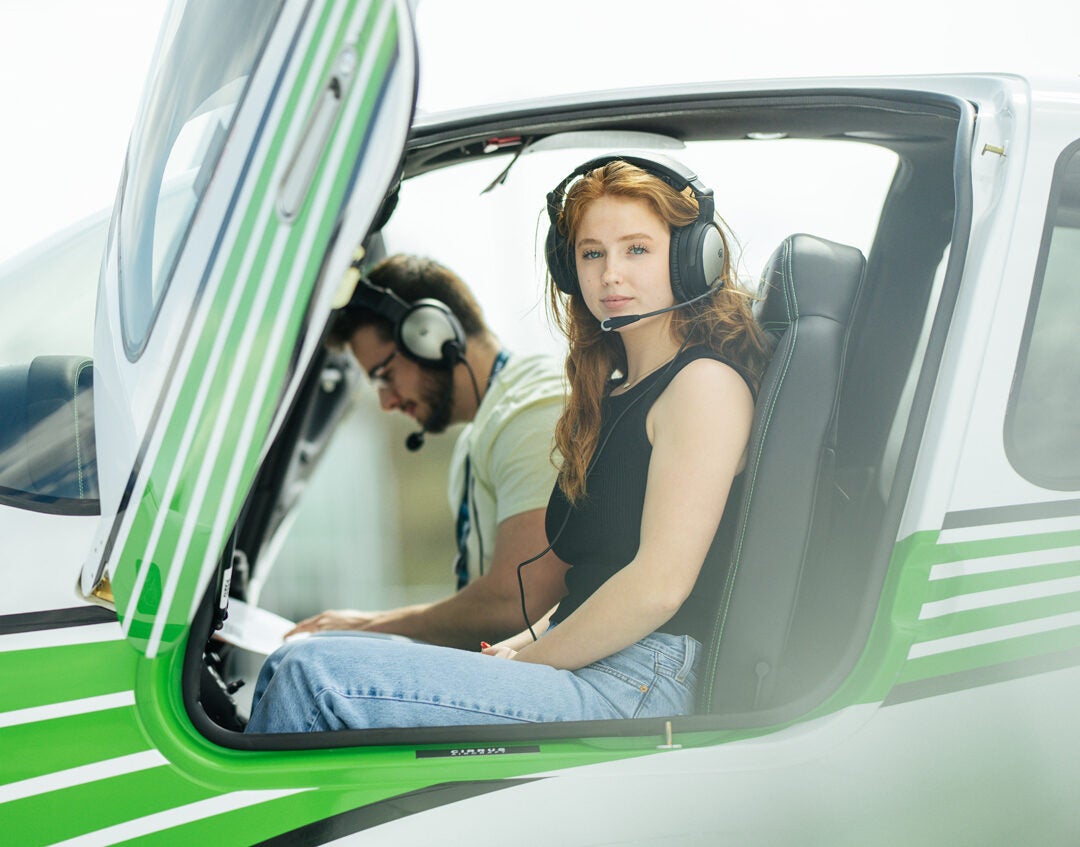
[758,234,865,335]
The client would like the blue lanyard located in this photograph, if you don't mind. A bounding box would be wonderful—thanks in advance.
[454,350,510,590]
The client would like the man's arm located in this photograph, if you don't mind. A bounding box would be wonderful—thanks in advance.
[287,360,567,648]
[285,508,567,649]
[359,507,567,649]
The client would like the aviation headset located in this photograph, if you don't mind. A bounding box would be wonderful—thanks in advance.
[545,151,727,303]
[345,274,466,369]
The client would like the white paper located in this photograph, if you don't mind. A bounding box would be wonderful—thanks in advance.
[214,599,295,655]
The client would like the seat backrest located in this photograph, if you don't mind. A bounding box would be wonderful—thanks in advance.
[699,233,865,716]
[0,355,98,510]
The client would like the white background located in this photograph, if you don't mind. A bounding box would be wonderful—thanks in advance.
[1,0,1078,266]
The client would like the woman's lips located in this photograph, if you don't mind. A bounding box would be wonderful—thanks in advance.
[602,296,633,310]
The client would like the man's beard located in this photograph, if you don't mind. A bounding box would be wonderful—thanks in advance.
[419,367,454,434]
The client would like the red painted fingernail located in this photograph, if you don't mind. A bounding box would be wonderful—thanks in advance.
[480,641,491,649]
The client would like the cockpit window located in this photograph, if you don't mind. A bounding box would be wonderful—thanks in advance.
[1006,140,1080,490]
[0,356,97,514]
[116,0,282,358]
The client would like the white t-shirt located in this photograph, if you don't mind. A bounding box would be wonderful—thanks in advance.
[446,352,566,583]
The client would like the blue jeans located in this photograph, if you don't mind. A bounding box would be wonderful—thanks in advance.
[245,630,700,733]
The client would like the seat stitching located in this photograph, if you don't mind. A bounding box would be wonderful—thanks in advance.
[703,238,798,709]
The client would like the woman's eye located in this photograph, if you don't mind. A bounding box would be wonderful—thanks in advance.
[629,244,648,255]
[581,249,602,260]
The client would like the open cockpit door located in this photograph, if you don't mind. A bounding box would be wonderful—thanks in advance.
[79,0,416,657]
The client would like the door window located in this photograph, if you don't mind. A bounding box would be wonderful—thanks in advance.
[116,0,283,357]
[1006,141,1080,490]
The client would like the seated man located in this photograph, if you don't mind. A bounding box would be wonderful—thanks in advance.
[287,254,568,649]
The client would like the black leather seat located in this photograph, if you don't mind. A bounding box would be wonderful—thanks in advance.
[0,355,98,510]
[698,233,865,718]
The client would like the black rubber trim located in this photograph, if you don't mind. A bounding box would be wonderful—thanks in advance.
[884,644,1080,706]
[0,605,117,636]
[253,778,540,846]
[0,486,100,516]
[942,498,1080,530]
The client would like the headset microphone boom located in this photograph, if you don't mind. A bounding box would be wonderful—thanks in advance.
[600,286,716,331]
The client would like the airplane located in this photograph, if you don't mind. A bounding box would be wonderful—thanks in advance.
[2,0,1079,843]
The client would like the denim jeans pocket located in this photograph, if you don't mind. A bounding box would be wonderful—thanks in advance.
[580,633,701,719]
[582,655,656,719]
[643,632,700,688]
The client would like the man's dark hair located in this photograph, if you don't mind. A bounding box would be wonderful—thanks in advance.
[327,254,487,349]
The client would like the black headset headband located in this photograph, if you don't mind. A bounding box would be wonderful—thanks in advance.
[346,276,411,325]
[345,275,465,368]
[545,151,716,231]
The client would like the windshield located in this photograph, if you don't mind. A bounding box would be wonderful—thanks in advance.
[116,0,282,357]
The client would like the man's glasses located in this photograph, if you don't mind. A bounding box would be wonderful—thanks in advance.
[368,349,397,391]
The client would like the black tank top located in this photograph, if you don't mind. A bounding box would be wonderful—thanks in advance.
[545,346,752,644]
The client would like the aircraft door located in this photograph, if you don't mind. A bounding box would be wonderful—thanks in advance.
[79,0,417,657]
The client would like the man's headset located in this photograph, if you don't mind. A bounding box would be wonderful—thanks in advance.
[343,269,468,451]
[345,275,466,369]
[545,152,726,330]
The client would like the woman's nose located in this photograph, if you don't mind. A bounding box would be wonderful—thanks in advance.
[601,257,622,285]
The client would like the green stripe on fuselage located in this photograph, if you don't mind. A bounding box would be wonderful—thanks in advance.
[912,591,1080,643]
[102,787,397,847]
[0,706,148,786]
[0,640,135,712]
[1,766,218,847]
[923,556,1080,601]
[898,624,1080,684]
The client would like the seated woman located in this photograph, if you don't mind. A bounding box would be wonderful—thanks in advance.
[245,154,770,733]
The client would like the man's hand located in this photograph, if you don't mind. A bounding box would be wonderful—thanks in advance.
[285,609,380,638]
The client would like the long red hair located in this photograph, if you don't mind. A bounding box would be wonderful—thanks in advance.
[548,160,770,502]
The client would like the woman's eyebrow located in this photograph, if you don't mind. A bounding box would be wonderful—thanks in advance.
[577,232,657,245]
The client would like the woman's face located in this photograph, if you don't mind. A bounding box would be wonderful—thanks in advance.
[573,195,673,330]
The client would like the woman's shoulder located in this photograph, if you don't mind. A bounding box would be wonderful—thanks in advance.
[648,354,755,448]
[666,355,753,403]
[648,351,754,430]
[671,346,756,398]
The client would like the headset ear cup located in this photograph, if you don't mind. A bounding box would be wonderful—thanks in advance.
[669,225,692,302]
[545,223,579,296]
[670,221,725,302]
[397,300,466,366]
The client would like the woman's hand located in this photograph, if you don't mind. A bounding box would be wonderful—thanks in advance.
[481,642,518,660]
[475,608,555,660]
